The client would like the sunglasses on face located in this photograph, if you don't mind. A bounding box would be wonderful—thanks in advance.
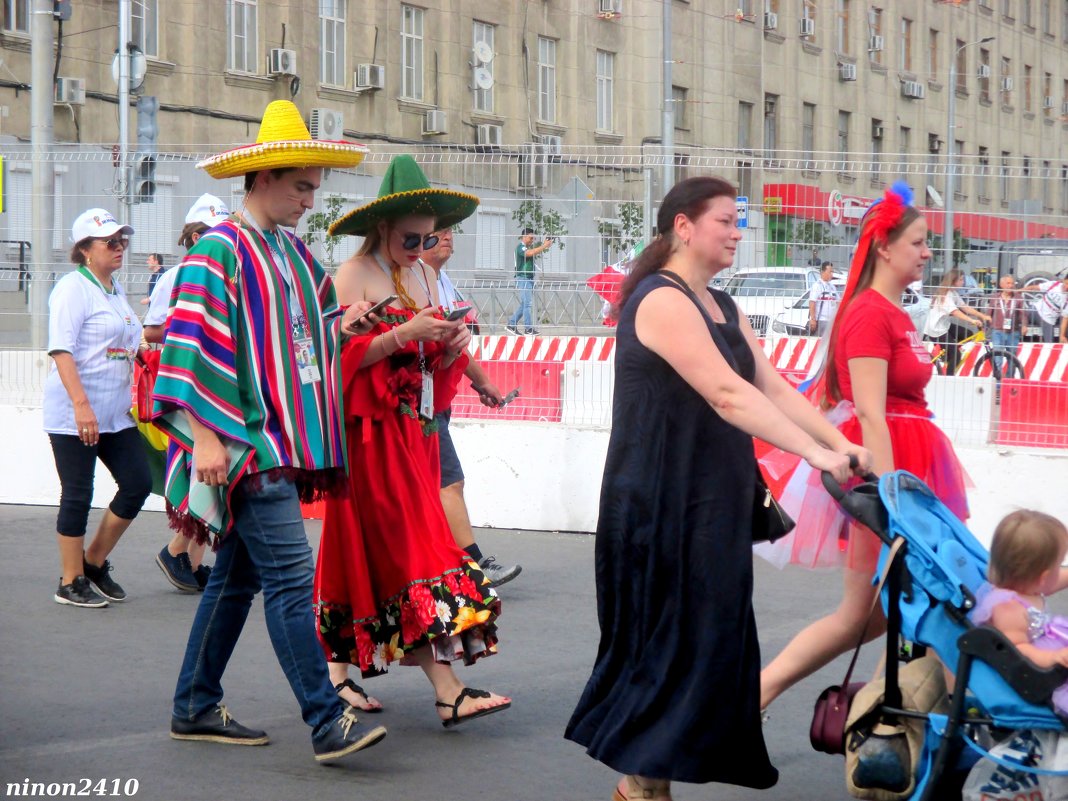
[398,232,439,251]
[99,236,130,251]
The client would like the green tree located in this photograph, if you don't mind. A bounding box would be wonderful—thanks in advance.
[597,201,644,261]
[791,219,842,249]
[511,199,567,250]
[929,229,971,271]
[301,195,346,271]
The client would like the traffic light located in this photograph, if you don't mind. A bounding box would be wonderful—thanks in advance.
[134,95,158,203]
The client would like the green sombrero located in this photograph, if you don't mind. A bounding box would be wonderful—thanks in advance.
[328,155,479,236]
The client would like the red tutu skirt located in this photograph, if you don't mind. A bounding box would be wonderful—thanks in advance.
[755,400,971,572]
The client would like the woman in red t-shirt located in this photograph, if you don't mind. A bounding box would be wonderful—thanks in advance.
[759,185,970,711]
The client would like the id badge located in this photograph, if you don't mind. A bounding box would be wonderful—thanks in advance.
[419,369,434,420]
[294,337,320,384]
[1002,318,1013,331]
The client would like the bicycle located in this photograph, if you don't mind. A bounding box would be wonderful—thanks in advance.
[930,325,1026,380]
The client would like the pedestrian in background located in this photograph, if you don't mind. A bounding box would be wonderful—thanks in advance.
[506,227,553,335]
[1030,276,1068,343]
[988,274,1028,366]
[808,261,839,337]
[565,176,861,801]
[140,252,164,306]
[153,100,385,763]
[45,208,151,608]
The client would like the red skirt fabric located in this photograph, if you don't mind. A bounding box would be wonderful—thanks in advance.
[755,401,970,572]
[313,312,499,677]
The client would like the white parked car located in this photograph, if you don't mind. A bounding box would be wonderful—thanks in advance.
[770,280,930,337]
[721,267,823,337]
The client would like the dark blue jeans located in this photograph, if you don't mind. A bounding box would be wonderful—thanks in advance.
[172,474,342,739]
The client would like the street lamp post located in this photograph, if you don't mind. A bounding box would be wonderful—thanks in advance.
[943,36,994,285]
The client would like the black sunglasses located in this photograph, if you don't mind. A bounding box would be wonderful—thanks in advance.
[399,232,439,251]
[100,236,130,251]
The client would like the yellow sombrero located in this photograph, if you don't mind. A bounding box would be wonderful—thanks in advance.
[328,155,479,237]
[197,100,367,179]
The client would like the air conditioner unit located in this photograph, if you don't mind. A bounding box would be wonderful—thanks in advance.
[902,80,926,99]
[476,123,502,146]
[868,34,885,52]
[423,109,447,135]
[928,134,942,153]
[54,76,85,105]
[1000,77,1014,92]
[977,64,991,79]
[763,11,778,30]
[356,64,385,90]
[598,0,622,14]
[871,122,884,140]
[517,142,548,189]
[1043,95,1055,109]
[838,63,857,82]
[538,134,563,155]
[799,17,815,37]
[269,48,297,76]
[308,108,344,140]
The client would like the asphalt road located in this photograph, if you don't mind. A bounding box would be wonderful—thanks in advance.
[0,504,907,801]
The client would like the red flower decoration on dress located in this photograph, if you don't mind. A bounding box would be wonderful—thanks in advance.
[408,583,438,629]
[355,626,376,671]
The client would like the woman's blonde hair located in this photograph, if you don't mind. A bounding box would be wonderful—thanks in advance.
[934,268,963,301]
[988,510,1068,591]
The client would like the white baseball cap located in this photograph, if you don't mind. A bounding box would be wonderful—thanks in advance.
[71,208,134,244]
[185,193,230,227]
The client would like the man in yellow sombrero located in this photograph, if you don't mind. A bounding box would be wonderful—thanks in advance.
[152,100,387,763]
[311,156,514,730]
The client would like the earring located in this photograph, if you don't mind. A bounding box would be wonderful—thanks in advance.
[86,257,92,267]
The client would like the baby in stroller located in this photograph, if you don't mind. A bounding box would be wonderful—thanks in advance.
[971,510,1068,715]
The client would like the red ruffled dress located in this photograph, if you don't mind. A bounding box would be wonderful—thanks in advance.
[756,289,971,572]
[314,307,500,676]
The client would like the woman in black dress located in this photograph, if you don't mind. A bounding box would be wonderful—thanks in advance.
[565,177,870,801]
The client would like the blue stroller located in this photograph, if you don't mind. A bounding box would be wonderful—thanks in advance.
[824,469,1068,799]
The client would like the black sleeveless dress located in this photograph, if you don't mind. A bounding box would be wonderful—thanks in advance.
[565,273,778,788]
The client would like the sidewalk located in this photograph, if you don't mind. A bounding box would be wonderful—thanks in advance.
[1,504,925,801]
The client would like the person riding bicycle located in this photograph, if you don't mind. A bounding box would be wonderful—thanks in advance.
[923,269,991,375]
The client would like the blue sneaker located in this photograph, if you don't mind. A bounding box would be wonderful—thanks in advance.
[156,547,198,593]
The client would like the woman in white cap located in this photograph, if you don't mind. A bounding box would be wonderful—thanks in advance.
[44,208,152,608]
[146,193,229,593]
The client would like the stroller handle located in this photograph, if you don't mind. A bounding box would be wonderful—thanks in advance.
[820,458,891,542]
[819,456,877,501]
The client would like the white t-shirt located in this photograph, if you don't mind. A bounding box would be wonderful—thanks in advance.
[810,279,839,322]
[923,289,962,338]
[435,267,463,313]
[144,266,179,327]
[1032,280,1068,325]
[44,269,142,435]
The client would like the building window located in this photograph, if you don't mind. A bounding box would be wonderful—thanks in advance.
[1002,0,1013,17]
[131,0,158,57]
[401,5,424,101]
[320,0,345,86]
[738,101,753,197]
[837,110,850,162]
[1042,161,1052,211]
[979,48,991,102]
[765,0,779,12]
[870,118,883,184]
[1043,72,1053,116]
[763,94,778,156]
[802,1,817,43]
[999,151,1011,204]
[802,102,815,167]
[978,146,990,200]
[473,21,495,113]
[1042,0,1052,31]
[900,18,912,72]
[869,8,883,65]
[954,39,967,92]
[1064,0,1068,41]
[1061,165,1068,212]
[927,29,939,81]
[1001,56,1012,105]
[228,0,257,73]
[1022,0,1032,25]
[835,0,850,53]
[953,139,965,196]
[1023,64,1033,112]
[537,37,557,123]
[596,50,614,132]
[2,0,29,33]
[1022,156,1032,199]
[899,126,911,160]
[672,86,688,129]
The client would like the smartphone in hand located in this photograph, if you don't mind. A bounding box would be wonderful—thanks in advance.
[356,295,398,323]
[498,387,520,407]
[444,306,470,322]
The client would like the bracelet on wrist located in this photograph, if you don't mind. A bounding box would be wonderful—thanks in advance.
[391,327,404,350]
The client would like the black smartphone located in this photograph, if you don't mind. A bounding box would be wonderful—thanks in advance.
[444,306,470,322]
[356,295,397,322]
[498,387,520,407]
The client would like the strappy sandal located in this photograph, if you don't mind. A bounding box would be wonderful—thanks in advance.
[611,776,672,801]
[435,687,511,729]
[334,679,383,713]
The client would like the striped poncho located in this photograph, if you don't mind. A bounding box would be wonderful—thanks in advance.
[152,217,347,544]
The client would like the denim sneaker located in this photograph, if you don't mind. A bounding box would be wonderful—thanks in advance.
[193,564,212,591]
[156,547,198,593]
[54,576,108,608]
[478,555,522,588]
[313,706,387,763]
[83,558,127,602]
[170,704,269,746]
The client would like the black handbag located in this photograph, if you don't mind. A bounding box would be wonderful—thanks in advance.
[753,468,796,543]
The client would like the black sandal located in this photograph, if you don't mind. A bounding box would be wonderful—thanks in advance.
[435,687,511,729]
[334,679,383,713]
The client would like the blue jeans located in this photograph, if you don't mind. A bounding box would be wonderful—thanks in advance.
[508,278,534,329]
[172,474,342,739]
[990,330,1020,372]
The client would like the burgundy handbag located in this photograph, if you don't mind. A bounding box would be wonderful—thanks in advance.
[809,538,904,755]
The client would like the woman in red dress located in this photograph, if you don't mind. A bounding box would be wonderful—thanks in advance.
[759,183,970,711]
[314,156,510,726]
